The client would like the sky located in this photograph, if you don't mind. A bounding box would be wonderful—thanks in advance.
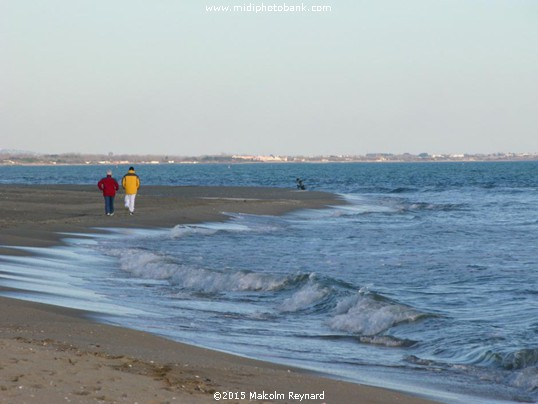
[2,0,537,156]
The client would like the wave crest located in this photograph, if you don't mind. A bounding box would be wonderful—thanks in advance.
[113,248,306,293]
[502,348,538,370]
[328,292,425,336]
[278,277,331,312]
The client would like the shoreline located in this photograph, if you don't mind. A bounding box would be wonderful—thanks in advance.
[0,184,343,253]
[0,185,439,403]
[0,296,438,404]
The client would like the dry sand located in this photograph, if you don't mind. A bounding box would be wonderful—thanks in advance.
[0,185,439,403]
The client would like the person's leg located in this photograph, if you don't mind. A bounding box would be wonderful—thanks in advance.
[126,194,135,214]
[110,196,115,215]
[130,194,137,213]
[104,196,110,214]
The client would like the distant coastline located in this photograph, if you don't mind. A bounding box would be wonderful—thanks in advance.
[1,150,538,166]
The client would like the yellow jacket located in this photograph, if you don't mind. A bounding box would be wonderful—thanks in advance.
[122,169,140,194]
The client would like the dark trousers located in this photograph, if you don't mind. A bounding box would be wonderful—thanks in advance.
[104,196,115,214]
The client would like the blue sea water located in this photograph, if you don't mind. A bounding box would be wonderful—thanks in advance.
[1,162,538,403]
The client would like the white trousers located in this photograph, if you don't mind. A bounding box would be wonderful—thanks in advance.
[124,194,137,213]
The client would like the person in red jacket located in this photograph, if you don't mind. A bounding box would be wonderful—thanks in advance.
[97,170,120,216]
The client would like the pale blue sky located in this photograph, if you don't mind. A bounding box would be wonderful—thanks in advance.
[2,1,537,156]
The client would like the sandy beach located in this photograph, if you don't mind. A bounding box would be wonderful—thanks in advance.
[0,185,439,404]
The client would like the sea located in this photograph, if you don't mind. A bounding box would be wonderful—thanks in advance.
[1,162,537,403]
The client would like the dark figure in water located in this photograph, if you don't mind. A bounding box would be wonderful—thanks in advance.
[296,177,306,190]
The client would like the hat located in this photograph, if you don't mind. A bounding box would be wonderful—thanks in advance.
[106,170,112,175]
[129,166,134,171]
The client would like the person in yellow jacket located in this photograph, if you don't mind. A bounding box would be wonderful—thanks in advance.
[122,166,140,215]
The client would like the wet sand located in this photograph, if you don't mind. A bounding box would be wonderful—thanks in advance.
[0,185,438,403]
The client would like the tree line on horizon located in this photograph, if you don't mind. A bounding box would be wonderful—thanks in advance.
[1,150,538,165]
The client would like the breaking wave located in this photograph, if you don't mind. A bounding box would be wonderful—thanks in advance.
[109,248,311,294]
[327,290,426,336]
[472,347,538,372]
[277,277,331,313]
[105,247,428,344]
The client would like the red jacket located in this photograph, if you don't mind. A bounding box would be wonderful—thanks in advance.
[98,175,119,197]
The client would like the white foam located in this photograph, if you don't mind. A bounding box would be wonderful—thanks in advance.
[170,267,286,293]
[510,367,538,391]
[328,292,422,336]
[169,222,254,238]
[278,281,329,312]
[112,248,288,293]
[170,225,219,238]
[115,249,178,280]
